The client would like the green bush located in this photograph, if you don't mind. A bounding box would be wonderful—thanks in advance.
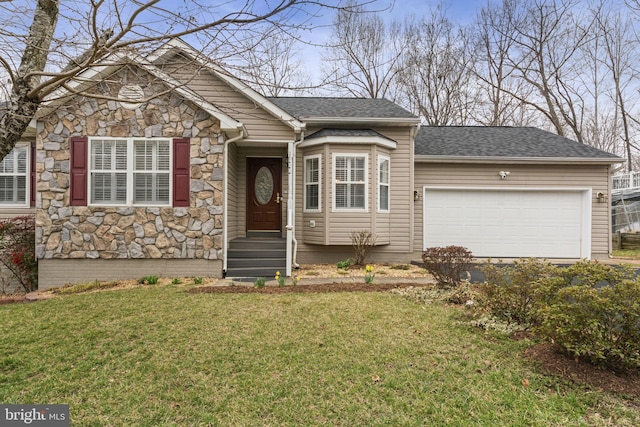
[422,246,473,288]
[336,259,351,271]
[138,275,159,285]
[480,258,559,327]
[539,280,640,371]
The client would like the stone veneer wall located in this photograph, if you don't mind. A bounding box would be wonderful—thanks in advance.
[35,70,224,266]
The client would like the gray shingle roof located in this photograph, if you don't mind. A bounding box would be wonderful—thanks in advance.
[306,128,395,141]
[415,126,622,160]
[268,97,417,120]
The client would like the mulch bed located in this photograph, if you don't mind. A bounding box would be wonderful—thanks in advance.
[524,343,640,400]
[187,282,427,294]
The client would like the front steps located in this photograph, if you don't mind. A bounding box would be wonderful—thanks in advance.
[226,237,286,278]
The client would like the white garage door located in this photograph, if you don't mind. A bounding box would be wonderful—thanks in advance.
[423,188,590,258]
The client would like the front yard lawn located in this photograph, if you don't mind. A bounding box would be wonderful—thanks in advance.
[1,284,638,426]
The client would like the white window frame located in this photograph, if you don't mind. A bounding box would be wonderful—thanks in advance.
[332,153,368,212]
[303,154,322,213]
[88,137,172,207]
[0,143,29,208]
[378,155,390,213]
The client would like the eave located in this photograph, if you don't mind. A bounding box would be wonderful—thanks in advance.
[302,117,421,127]
[300,135,397,149]
[414,155,625,165]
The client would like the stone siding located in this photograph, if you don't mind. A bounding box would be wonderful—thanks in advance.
[35,68,224,263]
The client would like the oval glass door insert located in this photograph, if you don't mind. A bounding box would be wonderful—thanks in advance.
[255,166,274,205]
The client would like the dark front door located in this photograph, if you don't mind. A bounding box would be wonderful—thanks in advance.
[246,157,282,232]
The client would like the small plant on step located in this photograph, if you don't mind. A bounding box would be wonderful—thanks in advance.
[364,265,375,284]
[275,271,286,286]
[254,277,266,288]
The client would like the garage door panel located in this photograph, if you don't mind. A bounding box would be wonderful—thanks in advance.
[424,189,588,258]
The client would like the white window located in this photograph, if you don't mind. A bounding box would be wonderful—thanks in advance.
[333,154,367,211]
[89,138,171,206]
[304,155,321,212]
[378,155,390,212]
[0,144,28,207]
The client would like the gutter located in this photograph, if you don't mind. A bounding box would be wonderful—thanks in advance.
[414,155,624,165]
[222,125,246,278]
[286,131,305,276]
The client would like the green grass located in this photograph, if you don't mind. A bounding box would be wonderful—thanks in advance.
[1,285,638,426]
[612,248,640,259]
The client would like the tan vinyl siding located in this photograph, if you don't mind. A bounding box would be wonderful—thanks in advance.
[227,142,240,240]
[160,55,294,140]
[38,259,222,289]
[413,163,611,259]
[0,208,34,219]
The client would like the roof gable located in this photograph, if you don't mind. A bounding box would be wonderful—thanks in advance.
[149,39,305,133]
[415,126,622,163]
[37,50,243,133]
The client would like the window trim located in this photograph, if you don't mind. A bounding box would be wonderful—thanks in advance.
[303,154,322,213]
[88,137,172,207]
[378,154,390,213]
[0,143,29,208]
[332,153,368,212]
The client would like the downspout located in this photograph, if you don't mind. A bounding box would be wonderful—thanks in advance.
[222,126,246,278]
[287,131,305,275]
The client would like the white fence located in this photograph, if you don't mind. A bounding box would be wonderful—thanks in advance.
[612,172,640,193]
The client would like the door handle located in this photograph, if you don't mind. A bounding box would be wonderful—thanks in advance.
[276,192,282,204]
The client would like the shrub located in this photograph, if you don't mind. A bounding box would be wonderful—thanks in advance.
[0,216,37,292]
[171,278,182,285]
[336,259,351,271]
[139,275,159,285]
[422,246,473,288]
[480,258,559,327]
[350,230,376,265]
[539,280,640,371]
[193,277,203,285]
[254,277,265,288]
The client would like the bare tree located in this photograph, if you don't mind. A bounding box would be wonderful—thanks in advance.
[472,1,536,126]
[322,0,404,99]
[475,0,593,141]
[397,8,479,125]
[231,31,311,97]
[0,0,371,161]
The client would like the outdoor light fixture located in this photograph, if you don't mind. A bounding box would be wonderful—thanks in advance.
[414,190,420,201]
[499,171,511,179]
[597,192,608,203]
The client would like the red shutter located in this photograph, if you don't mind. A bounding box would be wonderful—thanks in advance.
[30,143,36,207]
[70,136,88,206]
[173,138,190,207]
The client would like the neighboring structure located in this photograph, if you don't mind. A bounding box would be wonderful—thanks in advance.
[1,39,623,289]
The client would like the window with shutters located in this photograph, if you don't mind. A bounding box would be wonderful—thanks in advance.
[89,138,171,206]
[333,153,367,211]
[304,155,321,212]
[0,144,28,207]
[378,155,390,213]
